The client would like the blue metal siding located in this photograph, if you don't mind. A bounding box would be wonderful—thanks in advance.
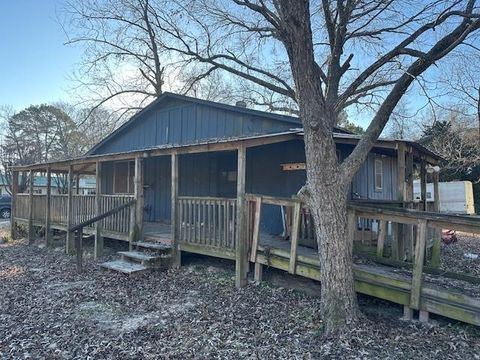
[92,100,297,155]
[99,139,398,235]
[246,140,306,234]
[351,152,397,201]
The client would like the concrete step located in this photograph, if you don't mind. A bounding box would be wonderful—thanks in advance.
[100,260,148,275]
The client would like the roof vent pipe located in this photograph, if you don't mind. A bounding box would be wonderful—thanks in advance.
[235,100,247,108]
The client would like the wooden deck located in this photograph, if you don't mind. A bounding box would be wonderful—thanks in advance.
[253,236,480,325]
[12,191,480,327]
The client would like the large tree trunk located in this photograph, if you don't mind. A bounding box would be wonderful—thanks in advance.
[276,0,359,332]
[302,126,359,332]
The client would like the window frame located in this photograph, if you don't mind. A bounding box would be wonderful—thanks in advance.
[374,157,383,192]
[113,160,135,194]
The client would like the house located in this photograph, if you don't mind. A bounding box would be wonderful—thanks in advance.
[413,180,476,214]
[9,92,441,251]
[10,93,480,326]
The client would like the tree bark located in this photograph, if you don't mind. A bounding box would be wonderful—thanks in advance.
[302,124,359,332]
[277,0,358,332]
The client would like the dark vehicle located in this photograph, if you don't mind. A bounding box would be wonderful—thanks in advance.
[0,195,11,219]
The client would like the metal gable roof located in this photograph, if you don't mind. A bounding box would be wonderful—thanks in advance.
[86,92,304,155]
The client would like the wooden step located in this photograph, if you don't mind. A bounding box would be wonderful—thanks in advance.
[134,241,172,252]
[100,260,148,275]
[118,251,160,262]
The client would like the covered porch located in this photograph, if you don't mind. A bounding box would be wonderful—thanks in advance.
[10,131,442,285]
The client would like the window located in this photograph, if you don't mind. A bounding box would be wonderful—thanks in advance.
[374,158,383,192]
[113,161,135,194]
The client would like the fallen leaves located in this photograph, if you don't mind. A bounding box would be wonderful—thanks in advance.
[0,239,479,359]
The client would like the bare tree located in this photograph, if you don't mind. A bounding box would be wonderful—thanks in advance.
[151,0,480,332]
[62,0,241,123]
[438,44,480,139]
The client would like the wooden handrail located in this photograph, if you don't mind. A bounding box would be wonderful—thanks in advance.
[349,203,480,233]
[69,199,135,273]
[68,199,135,232]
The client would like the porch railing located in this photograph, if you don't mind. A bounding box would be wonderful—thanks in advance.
[14,193,135,235]
[178,196,237,249]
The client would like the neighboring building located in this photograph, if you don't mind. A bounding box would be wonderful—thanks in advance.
[413,180,476,214]
[0,175,96,196]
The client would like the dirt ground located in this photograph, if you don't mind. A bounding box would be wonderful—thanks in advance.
[1,234,480,359]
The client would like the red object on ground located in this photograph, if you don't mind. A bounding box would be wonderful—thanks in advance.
[442,229,457,244]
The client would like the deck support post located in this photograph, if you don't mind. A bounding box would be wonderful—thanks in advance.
[410,220,427,310]
[27,169,34,244]
[171,152,180,268]
[10,170,18,240]
[66,165,74,254]
[431,171,441,268]
[94,162,103,259]
[419,310,429,323]
[235,145,247,288]
[45,167,52,246]
[403,305,413,320]
[76,228,83,273]
[254,262,263,283]
[134,156,144,240]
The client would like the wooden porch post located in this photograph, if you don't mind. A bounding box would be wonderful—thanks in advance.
[66,165,74,254]
[171,152,180,268]
[10,170,18,240]
[45,167,52,246]
[431,171,442,268]
[420,158,427,211]
[75,174,80,195]
[94,162,103,259]
[134,156,144,240]
[405,149,415,261]
[394,143,406,260]
[235,145,247,288]
[27,169,34,244]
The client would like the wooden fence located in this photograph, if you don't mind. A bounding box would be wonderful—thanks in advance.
[178,196,237,249]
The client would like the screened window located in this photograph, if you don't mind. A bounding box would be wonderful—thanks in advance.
[113,161,135,194]
[374,158,383,192]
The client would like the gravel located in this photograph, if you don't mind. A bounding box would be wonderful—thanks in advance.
[1,239,480,359]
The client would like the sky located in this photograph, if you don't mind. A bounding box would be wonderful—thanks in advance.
[0,1,469,132]
[0,0,81,110]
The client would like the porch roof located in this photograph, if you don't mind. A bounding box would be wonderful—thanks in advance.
[9,129,440,173]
